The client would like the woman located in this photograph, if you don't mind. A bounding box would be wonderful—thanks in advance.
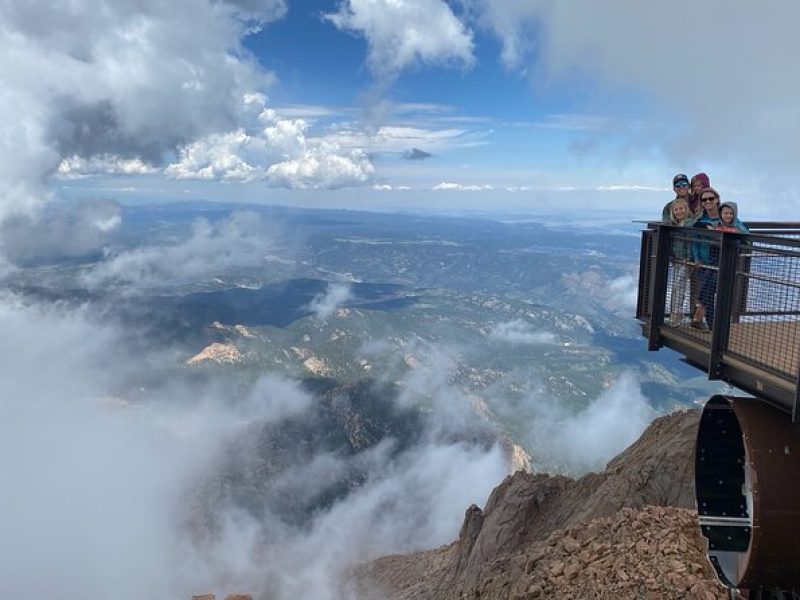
[691,187,723,330]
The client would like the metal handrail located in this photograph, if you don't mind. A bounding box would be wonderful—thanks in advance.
[645,222,800,249]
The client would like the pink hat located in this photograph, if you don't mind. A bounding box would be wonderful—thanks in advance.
[691,172,710,187]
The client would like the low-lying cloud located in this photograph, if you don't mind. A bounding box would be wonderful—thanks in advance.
[0,292,511,599]
[82,210,270,289]
[562,269,639,314]
[518,371,654,473]
[308,282,354,319]
[0,199,121,265]
[489,320,558,345]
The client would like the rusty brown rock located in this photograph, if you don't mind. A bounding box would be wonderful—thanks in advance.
[348,411,732,600]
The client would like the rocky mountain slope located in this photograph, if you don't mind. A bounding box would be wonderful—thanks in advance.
[348,409,730,599]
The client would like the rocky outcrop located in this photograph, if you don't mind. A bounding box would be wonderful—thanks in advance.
[186,342,243,365]
[350,409,726,599]
[452,409,700,590]
[461,506,727,599]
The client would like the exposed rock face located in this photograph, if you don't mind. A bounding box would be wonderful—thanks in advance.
[460,506,727,599]
[453,409,700,590]
[186,342,243,365]
[350,409,728,599]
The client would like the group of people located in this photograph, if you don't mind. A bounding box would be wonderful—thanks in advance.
[661,172,749,330]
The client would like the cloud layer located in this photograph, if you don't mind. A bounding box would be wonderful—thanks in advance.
[82,210,271,289]
[0,293,510,599]
[468,0,800,180]
[0,0,292,219]
[489,320,557,345]
[0,199,121,265]
[501,371,655,473]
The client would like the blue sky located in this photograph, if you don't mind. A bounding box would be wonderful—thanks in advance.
[3,0,800,220]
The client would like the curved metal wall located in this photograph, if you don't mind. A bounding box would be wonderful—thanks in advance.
[696,395,800,588]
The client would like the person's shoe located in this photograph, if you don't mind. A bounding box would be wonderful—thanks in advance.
[691,321,709,331]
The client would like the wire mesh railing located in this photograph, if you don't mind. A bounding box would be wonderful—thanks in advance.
[637,223,800,418]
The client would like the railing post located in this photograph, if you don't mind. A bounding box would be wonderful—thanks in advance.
[709,233,741,379]
[730,250,751,324]
[636,230,652,320]
[648,225,671,351]
[794,348,800,425]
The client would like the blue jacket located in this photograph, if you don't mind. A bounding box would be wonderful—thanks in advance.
[692,214,721,265]
[717,202,749,233]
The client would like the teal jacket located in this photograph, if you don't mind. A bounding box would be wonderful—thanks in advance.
[692,214,721,265]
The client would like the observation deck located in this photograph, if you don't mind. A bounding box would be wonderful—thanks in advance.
[637,222,800,420]
[638,222,800,592]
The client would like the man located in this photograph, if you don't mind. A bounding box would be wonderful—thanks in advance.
[661,173,692,222]
[661,173,697,325]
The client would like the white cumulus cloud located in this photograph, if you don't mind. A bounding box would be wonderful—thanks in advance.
[0,0,287,221]
[265,141,375,190]
[165,96,375,188]
[326,0,475,85]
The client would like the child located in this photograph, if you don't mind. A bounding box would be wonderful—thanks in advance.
[716,202,749,234]
[667,198,695,326]
[689,172,711,216]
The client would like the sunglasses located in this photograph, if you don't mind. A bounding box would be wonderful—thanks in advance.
[701,196,718,202]
[674,182,689,188]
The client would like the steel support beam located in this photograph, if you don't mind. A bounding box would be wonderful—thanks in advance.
[709,232,741,379]
[648,226,671,351]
